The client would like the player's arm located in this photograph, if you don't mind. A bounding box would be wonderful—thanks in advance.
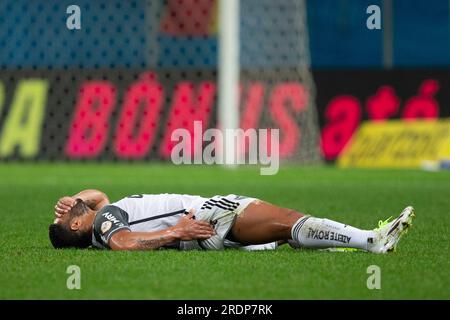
[73,189,110,209]
[108,212,215,251]
[54,189,109,217]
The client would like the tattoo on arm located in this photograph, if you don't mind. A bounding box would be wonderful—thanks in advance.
[136,238,165,250]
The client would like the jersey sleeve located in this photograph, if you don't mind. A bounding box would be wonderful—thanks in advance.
[92,205,131,249]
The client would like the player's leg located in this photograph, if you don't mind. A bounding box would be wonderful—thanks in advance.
[229,200,393,252]
[229,200,303,244]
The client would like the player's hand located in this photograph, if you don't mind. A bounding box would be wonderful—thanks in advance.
[54,196,76,218]
[173,210,216,241]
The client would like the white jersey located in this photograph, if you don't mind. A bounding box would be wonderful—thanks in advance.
[112,193,207,232]
[91,193,277,251]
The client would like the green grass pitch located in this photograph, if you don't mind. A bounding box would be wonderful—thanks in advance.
[0,163,449,299]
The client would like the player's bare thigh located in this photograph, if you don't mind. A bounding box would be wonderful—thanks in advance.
[229,200,304,245]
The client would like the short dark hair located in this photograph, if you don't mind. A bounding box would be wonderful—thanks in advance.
[48,199,91,249]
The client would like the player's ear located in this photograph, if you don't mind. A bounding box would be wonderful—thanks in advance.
[69,218,82,231]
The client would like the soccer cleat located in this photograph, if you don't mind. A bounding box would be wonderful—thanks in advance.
[368,206,415,254]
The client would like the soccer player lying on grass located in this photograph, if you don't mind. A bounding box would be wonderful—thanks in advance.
[49,189,415,253]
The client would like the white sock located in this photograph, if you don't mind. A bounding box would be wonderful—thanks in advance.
[291,216,376,251]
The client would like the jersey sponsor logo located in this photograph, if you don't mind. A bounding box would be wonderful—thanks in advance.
[101,212,125,227]
[100,221,112,234]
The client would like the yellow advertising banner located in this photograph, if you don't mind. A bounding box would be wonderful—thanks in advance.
[338,120,450,168]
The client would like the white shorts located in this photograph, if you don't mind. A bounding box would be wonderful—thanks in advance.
[179,194,277,251]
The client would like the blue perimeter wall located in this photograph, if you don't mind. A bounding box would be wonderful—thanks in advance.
[0,0,449,69]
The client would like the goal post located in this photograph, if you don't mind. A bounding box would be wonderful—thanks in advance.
[218,0,322,165]
[218,0,240,166]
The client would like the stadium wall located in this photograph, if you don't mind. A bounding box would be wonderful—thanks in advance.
[0,69,316,161]
[315,70,450,161]
[1,69,450,161]
[1,1,450,163]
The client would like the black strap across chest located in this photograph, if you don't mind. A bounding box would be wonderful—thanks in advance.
[129,209,187,226]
